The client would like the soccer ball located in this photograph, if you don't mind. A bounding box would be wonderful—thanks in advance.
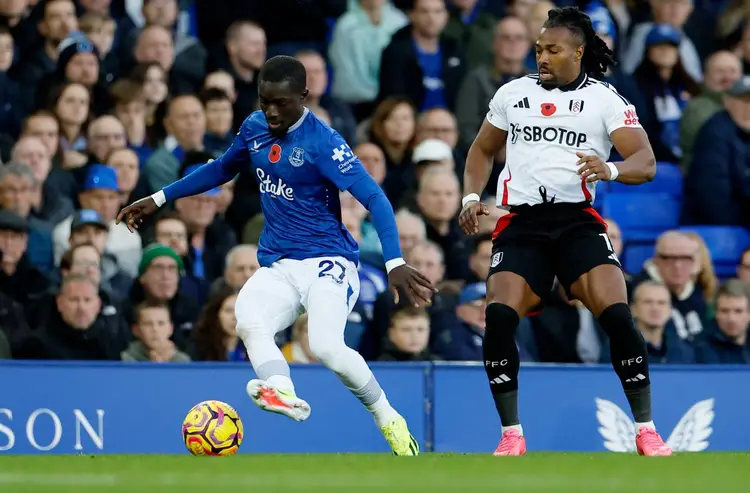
[182,400,244,456]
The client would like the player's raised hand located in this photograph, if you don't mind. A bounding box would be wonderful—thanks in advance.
[459,200,490,235]
[388,264,436,307]
[116,196,159,233]
[576,152,610,183]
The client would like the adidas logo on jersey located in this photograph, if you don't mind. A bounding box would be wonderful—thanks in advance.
[513,97,530,109]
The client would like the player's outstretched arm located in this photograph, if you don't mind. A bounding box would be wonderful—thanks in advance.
[459,119,508,235]
[117,134,249,232]
[576,127,656,186]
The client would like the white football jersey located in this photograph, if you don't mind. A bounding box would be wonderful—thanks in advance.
[486,73,642,207]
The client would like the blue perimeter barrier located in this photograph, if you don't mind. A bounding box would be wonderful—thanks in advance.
[0,361,748,454]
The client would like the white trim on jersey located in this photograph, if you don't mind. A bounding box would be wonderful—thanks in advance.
[486,74,642,207]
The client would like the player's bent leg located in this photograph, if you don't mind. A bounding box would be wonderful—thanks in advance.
[485,271,541,456]
[569,265,672,456]
[304,269,418,456]
[235,266,311,422]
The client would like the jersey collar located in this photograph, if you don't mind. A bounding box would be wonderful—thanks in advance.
[538,71,588,92]
[287,107,309,133]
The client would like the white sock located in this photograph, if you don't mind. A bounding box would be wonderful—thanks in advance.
[367,392,400,428]
[266,375,295,394]
[502,424,524,436]
[635,421,655,431]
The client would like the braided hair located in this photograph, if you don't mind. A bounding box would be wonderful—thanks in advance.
[543,7,615,79]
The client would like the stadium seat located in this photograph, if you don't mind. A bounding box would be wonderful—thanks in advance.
[678,226,750,277]
[609,162,683,197]
[623,243,655,275]
[601,193,680,242]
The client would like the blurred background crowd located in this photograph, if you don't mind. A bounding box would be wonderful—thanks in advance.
[0,0,748,365]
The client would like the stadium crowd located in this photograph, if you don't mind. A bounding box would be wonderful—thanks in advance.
[0,0,748,365]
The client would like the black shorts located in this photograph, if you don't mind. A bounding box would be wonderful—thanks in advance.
[488,201,621,302]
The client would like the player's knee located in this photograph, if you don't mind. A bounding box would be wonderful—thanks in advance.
[306,331,343,366]
[597,302,636,338]
[485,303,521,334]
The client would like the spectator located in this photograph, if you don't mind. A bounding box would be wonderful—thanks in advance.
[369,97,417,204]
[79,12,119,84]
[434,282,484,361]
[14,273,122,360]
[0,25,22,139]
[145,94,207,191]
[109,79,151,162]
[398,137,454,209]
[11,135,76,225]
[281,314,316,363]
[328,0,408,121]
[415,167,469,281]
[695,279,750,363]
[198,87,233,155]
[680,51,742,169]
[378,306,436,361]
[209,244,260,296]
[296,50,357,146]
[107,147,150,207]
[53,164,142,277]
[0,290,31,359]
[128,62,169,143]
[395,208,427,257]
[66,210,133,303]
[684,231,719,306]
[174,164,237,284]
[82,115,127,180]
[203,70,236,104]
[125,243,199,345]
[683,76,750,227]
[0,209,50,308]
[191,286,246,362]
[633,24,701,163]
[50,81,91,169]
[443,0,497,70]
[355,142,387,187]
[621,0,702,82]
[152,210,209,304]
[467,232,492,283]
[522,1,554,71]
[16,0,78,102]
[0,162,54,269]
[415,108,465,174]
[122,301,191,362]
[126,0,207,94]
[379,0,466,112]
[214,21,266,131]
[456,15,530,150]
[630,281,695,364]
[630,231,707,341]
[19,110,61,163]
[739,247,750,286]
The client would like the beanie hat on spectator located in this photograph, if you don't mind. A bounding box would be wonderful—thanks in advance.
[57,32,100,74]
[458,283,487,305]
[138,243,184,277]
[0,209,28,234]
[646,24,681,48]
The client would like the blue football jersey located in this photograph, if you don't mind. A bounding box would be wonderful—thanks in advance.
[238,108,364,267]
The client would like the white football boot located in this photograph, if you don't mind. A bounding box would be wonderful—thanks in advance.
[246,379,311,422]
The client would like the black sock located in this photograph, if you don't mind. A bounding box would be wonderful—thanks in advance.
[598,303,652,422]
[483,303,521,426]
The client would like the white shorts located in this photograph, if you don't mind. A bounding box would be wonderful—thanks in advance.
[234,256,361,334]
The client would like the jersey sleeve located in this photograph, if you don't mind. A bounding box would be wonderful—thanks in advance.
[486,84,510,131]
[315,129,370,191]
[601,86,643,135]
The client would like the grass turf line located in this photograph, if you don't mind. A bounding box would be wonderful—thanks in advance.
[0,453,746,493]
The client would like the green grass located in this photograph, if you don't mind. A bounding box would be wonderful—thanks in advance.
[0,453,747,492]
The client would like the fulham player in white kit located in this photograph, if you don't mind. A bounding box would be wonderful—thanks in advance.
[459,7,673,456]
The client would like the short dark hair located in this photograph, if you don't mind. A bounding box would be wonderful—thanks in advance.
[390,306,430,327]
[60,242,99,272]
[198,87,231,106]
[258,55,307,94]
[134,300,171,324]
[543,7,615,78]
[0,25,12,39]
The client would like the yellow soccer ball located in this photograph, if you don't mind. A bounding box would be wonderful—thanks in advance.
[182,400,244,456]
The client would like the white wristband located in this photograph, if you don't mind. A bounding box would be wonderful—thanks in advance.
[151,190,166,207]
[605,162,619,181]
[385,257,406,274]
[462,193,481,208]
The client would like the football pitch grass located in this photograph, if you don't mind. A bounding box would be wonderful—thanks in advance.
[0,453,747,492]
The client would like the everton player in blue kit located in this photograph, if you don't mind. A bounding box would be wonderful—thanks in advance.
[117,56,433,455]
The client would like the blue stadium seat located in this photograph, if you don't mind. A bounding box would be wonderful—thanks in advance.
[609,162,683,197]
[623,244,655,275]
[601,193,680,242]
[678,226,750,277]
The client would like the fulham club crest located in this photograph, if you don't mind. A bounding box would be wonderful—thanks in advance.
[569,99,585,115]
